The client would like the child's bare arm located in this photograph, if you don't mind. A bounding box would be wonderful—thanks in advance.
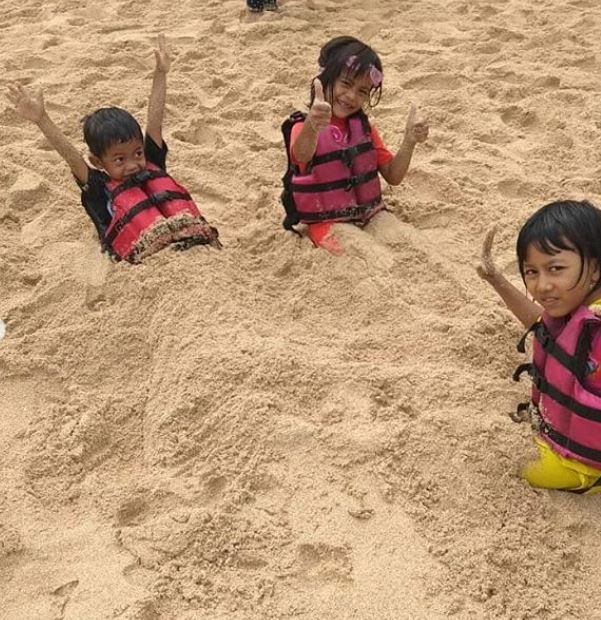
[379,104,428,186]
[477,227,542,328]
[146,34,170,147]
[7,84,88,184]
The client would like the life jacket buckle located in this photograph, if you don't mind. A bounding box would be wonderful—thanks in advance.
[510,402,543,431]
[345,176,359,191]
[510,401,531,424]
[341,149,354,169]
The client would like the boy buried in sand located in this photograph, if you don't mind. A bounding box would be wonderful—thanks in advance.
[8,34,220,264]
[280,36,428,255]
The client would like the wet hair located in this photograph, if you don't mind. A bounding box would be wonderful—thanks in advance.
[82,107,143,158]
[516,200,601,289]
[310,36,383,110]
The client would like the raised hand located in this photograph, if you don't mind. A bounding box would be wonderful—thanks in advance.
[476,226,500,282]
[309,79,332,133]
[7,83,45,123]
[154,33,171,74]
[404,104,429,145]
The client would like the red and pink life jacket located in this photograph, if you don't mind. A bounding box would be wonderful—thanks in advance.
[103,163,214,261]
[514,305,601,468]
[280,112,384,231]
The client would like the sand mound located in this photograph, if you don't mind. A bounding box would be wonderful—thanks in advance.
[2,1,601,618]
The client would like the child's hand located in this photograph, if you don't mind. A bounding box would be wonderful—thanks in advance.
[308,79,331,133]
[154,33,171,74]
[7,83,45,123]
[477,226,500,282]
[404,104,429,145]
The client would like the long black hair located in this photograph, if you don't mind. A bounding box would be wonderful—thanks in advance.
[310,36,383,110]
[517,200,601,290]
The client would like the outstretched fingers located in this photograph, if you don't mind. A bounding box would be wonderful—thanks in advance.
[477,226,499,280]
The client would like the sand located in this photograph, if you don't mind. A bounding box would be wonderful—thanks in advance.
[2,0,601,618]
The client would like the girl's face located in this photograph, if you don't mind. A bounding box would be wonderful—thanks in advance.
[329,69,373,118]
[523,242,600,317]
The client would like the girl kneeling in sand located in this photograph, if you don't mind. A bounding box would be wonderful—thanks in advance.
[281,36,428,255]
[8,35,220,264]
[479,200,601,493]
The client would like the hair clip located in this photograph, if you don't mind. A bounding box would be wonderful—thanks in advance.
[345,55,383,87]
[369,65,383,87]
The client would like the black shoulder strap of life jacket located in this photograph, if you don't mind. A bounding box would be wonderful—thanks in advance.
[516,317,599,382]
[281,111,306,234]
[109,168,169,201]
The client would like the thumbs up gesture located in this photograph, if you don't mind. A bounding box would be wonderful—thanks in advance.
[404,104,429,145]
[308,79,332,133]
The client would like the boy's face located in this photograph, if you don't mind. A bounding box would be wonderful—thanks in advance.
[92,138,146,181]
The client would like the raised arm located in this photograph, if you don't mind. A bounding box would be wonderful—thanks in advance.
[379,104,428,186]
[8,84,88,184]
[292,79,332,163]
[477,227,542,328]
[146,33,170,147]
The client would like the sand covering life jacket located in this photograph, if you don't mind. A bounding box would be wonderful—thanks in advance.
[280,111,384,231]
[513,305,601,469]
[103,163,216,261]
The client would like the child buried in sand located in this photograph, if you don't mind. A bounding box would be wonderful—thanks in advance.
[8,34,220,263]
[478,200,601,494]
[281,36,428,256]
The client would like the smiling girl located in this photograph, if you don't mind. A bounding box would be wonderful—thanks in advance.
[478,200,601,493]
[281,36,429,255]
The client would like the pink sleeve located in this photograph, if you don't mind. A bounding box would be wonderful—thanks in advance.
[369,123,394,167]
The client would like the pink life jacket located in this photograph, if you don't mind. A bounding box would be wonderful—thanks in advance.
[514,305,601,468]
[289,114,384,225]
[103,163,209,261]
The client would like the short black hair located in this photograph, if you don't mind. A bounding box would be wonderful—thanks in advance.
[82,107,143,158]
[517,200,601,289]
[311,36,383,110]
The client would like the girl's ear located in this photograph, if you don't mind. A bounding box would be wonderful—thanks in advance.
[88,153,103,170]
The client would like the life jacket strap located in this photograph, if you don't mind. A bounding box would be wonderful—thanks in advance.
[296,195,383,223]
[110,169,169,199]
[104,190,191,246]
[290,169,378,194]
[541,421,601,465]
[310,141,374,169]
[516,362,601,423]
[517,320,539,353]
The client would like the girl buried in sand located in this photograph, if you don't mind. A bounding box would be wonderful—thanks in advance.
[7,35,220,264]
[478,200,601,494]
[281,36,428,255]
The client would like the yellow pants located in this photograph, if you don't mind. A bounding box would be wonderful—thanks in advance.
[522,437,601,494]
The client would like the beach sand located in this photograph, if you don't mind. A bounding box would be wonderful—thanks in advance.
[2,0,601,618]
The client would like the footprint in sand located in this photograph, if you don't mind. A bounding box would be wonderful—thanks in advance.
[173,122,221,148]
[295,543,353,582]
[500,105,540,130]
[115,497,150,527]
